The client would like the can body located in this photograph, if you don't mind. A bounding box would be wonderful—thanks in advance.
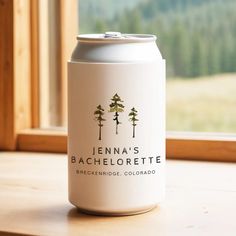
[68,33,165,215]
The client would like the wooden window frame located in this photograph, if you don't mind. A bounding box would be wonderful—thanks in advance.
[0,0,236,162]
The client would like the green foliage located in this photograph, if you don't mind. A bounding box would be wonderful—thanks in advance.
[109,94,125,113]
[94,105,105,119]
[109,93,124,134]
[128,107,138,138]
[80,0,236,78]
[129,108,138,125]
[94,105,106,140]
[167,74,236,132]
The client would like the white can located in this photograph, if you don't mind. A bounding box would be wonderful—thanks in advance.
[68,32,165,215]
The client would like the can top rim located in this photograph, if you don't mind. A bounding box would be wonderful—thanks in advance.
[77,33,157,43]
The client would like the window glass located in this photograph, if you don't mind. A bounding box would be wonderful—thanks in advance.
[79,0,236,133]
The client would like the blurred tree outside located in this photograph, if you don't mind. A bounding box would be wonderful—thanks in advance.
[79,0,236,132]
[79,0,236,78]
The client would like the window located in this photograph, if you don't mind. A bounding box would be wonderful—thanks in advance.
[0,0,236,161]
[0,0,76,152]
[79,0,236,133]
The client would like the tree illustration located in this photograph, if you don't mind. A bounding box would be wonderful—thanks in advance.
[128,107,138,138]
[94,105,106,140]
[109,93,125,135]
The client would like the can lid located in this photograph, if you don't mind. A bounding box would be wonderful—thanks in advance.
[77,32,156,43]
[104,32,122,38]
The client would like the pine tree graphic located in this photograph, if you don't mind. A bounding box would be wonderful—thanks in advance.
[109,93,125,135]
[94,105,106,140]
[128,107,138,138]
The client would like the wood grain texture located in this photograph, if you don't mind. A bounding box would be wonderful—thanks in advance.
[18,129,67,153]
[30,0,40,128]
[167,132,236,162]
[59,0,78,126]
[14,0,31,132]
[0,0,14,150]
[48,0,62,126]
[0,152,235,236]
[38,0,50,127]
[0,0,31,150]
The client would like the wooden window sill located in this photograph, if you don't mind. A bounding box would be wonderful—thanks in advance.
[0,152,235,236]
[16,129,236,162]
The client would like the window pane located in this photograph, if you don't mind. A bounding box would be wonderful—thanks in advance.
[38,0,62,128]
[38,1,77,128]
[39,0,236,133]
[79,0,236,133]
